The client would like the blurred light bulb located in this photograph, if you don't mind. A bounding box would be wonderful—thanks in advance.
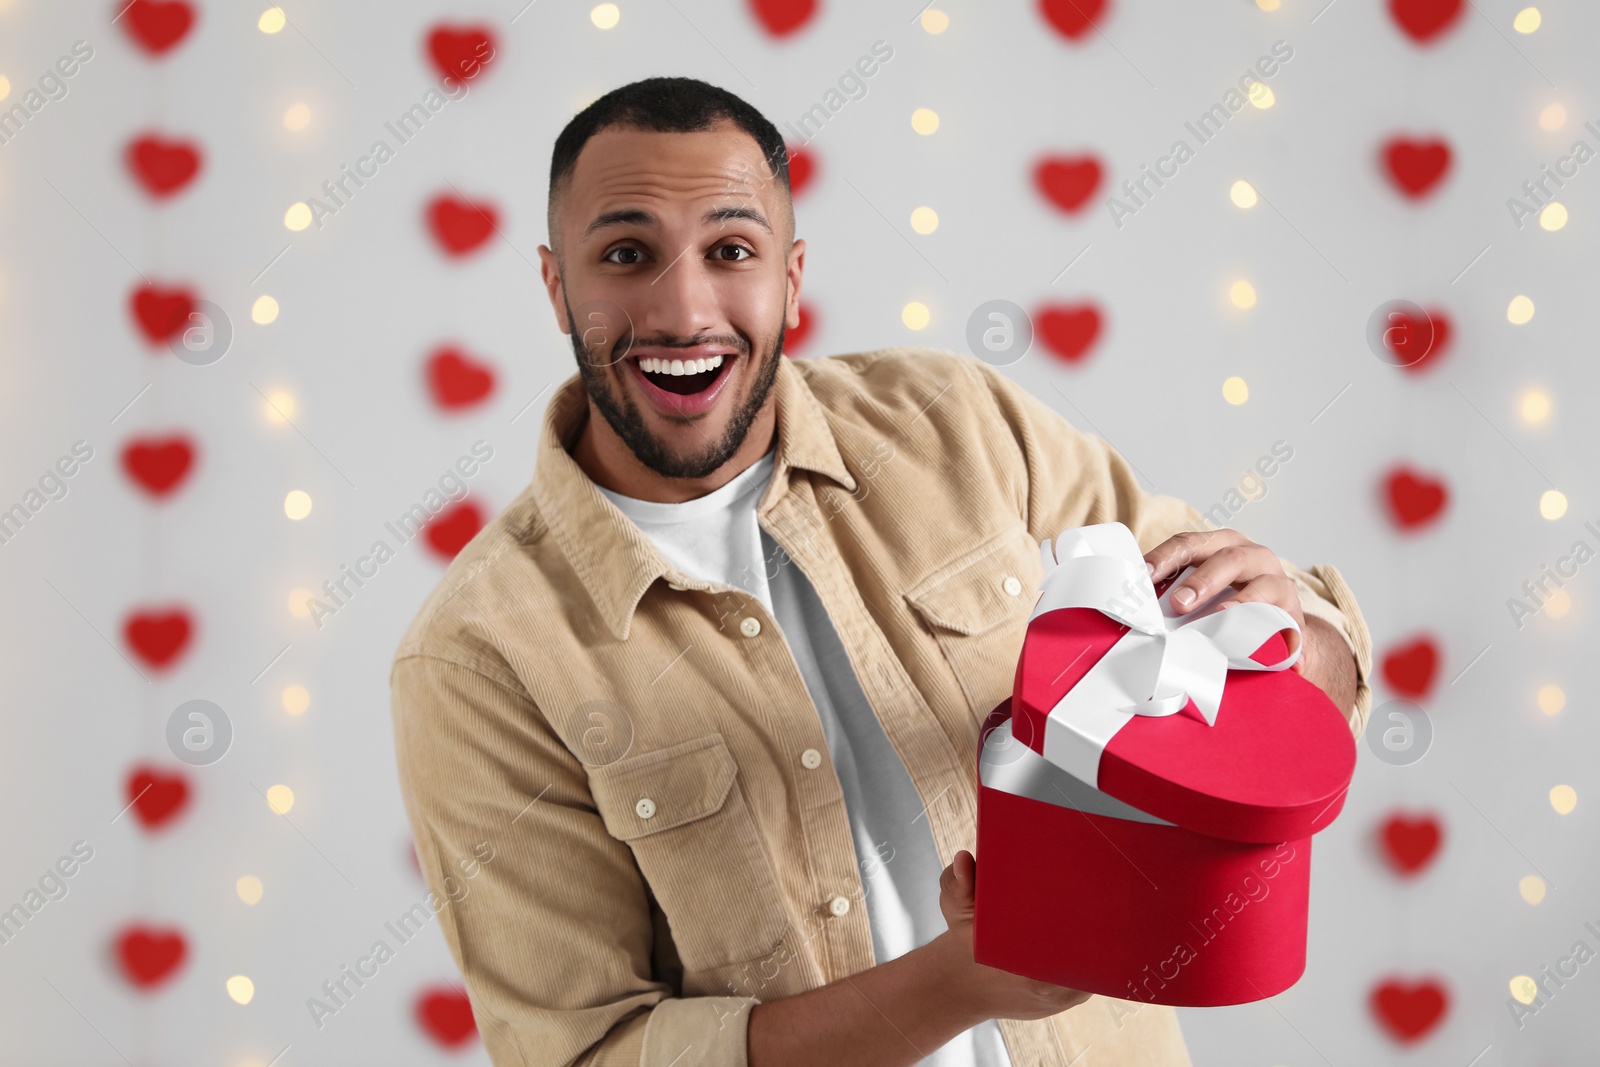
[1513,7,1541,33]
[1255,0,1281,10]
[1520,389,1552,425]
[284,490,313,520]
[236,875,264,905]
[228,975,255,1004]
[911,108,940,136]
[1507,295,1535,324]
[1539,102,1566,131]
[264,391,296,423]
[1230,280,1257,308]
[284,202,312,231]
[283,103,311,131]
[288,588,315,618]
[920,8,950,33]
[266,784,295,814]
[1545,588,1571,618]
[0,76,10,103]
[1230,180,1258,208]
[1540,489,1567,520]
[902,302,930,330]
[258,7,286,34]
[1510,975,1539,1003]
[1539,202,1567,231]
[1519,874,1547,904]
[590,3,620,29]
[909,206,939,234]
[252,295,279,324]
[1550,784,1576,814]
[282,684,310,715]
[1248,83,1275,109]
[1537,684,1564,715]
[1222,376,1249,405]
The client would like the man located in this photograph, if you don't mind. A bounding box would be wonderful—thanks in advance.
[390,76,1372,1067]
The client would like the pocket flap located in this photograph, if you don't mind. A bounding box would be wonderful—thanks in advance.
[587,733,738,841]
[904,527,1039,636]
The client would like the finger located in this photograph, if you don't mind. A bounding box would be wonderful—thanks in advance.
[1220,574,1305,657]
[1144,528,1247,585]
[1168,543,1278,612]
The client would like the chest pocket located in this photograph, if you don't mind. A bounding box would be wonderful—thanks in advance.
[587,733,789,973]
[904,526,1044,720]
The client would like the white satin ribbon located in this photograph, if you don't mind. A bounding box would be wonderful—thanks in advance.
[1027,522,1301,789]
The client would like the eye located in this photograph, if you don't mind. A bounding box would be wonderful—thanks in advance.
[603,246,646,265]
[714,244,753,262]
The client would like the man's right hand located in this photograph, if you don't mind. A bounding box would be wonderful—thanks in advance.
[929,849,1092,1022]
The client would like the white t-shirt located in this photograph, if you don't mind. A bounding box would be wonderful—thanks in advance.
[596,449,1012,1067]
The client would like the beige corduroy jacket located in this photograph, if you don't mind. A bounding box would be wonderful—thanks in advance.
[390,347,1374,1067]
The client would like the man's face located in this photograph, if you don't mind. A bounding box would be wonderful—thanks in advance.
[539,122,803,480]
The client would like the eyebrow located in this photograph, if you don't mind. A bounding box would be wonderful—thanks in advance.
[582,204,774,240]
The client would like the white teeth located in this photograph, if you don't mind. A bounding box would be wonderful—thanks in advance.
[638,354,727,376]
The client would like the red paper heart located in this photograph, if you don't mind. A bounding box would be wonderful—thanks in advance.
[127,766,190,830]
[416,987,478,1047]
[122,435,196,497]
[1381,813,1443,875]
[785,145,816,198]
[426,25,497,83]
[783,302,816,356]
[1382,137,1452,199]
[115,925,188,989]
[130,284,195,345]
[1389,0,1463,43]
[1039,0,1108,40]
[425,501,485,561]
[124,609,193,670]
[1037,303,1103,364]
[1371,978,1449,1043]
[120,0,195,57]
[1381,636,1439,699]
[126,134,202,198]
[1386,308,1452,374]
[426,348,497,410]
[1383,467,1449,530]
[749,0,818,37]
[427,195,498,257]
[1035,155,1103,213]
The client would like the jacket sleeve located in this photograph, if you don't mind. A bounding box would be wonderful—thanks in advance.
[390,653,760,1067]
[962,356,1374,739]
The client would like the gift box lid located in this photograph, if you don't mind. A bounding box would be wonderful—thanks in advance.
[1013,549,1357,845]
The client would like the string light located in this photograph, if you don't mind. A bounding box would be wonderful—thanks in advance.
[1539,103,1566,131]
[257,7,286,34]
[283,104,311,132]
[227,975,255,1004]
[288,588,315,618]
[1230,180,1258,208]
[1544,588,1571,618]
[1513,7,1542,33]
[1539,490,1567,520]
[1222,376,1249,405]
[911,108,940,135]
[1230,280,1257,308]
[1537,684,1564,715]
[1519,388,1552,425]
[589,4,620,29]
[1539,202,1567,231]
[1248,83,1275,109]
[264,391,296,423]
[901,302,930,330]
[284,490,313,521]
[236,876,264,905]
[920,9,950,33]
[1550,784,1577,815]
[1507,295,1535,324]
[1255,0,1281,10]
[1510,975,1539,1003]
[282,685,310,715]
[251,295,279,324]
[910,206,939,235]
[0,75,10,103]
[266,785,295,814]
[1519,875,1547,904]
[284,202,312,231]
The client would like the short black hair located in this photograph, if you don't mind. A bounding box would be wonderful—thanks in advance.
[547,76,793,255]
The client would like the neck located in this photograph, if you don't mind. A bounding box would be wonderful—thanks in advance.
[571,399,778,504]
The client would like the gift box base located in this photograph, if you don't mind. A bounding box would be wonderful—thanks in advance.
[973,704,1312,1007]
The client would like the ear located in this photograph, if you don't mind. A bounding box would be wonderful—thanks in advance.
[537,244,570,334]
[784,237,806,330]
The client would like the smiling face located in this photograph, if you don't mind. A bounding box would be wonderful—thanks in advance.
[538,122,804,494]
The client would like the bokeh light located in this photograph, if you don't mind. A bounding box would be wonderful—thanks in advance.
[266,784,295,814]
[1520,388,1552,425]
[1230,180,1258,208]
[282,684,310,716]
[251,295,279,324]
[1230,280,1257,308]
[284,490,313,521]
[284,202,312,231]
[264,391,296,423]
[909,206,939,235]
[1539,202,1567,231]
[1222,376,1249,405]
[257,7,285,34]
[227,975,255,1004]
[589,4,620,29]
[1519,875,1547,904]
[911,108,940,135]
[920,8,950,33]
[1550,784,1577,815]
[1513,7,1542,33]
[236,876,264,906]
[1536,684,1564,715]
[1248,83,1275,109]
[901,302,930,330]
[1539,102,1566,131]
[1539,490,1567,520]
[283,103,311,131]
[1507,295,1535,324]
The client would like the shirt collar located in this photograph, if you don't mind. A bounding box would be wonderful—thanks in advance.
[531,356,858,641]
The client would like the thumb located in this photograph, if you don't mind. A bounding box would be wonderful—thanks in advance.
[951,849,976,903]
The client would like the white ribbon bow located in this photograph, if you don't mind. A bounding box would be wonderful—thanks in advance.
[1027,522,1301,789]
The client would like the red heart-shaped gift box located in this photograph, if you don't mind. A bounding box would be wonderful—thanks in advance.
[972,529,1356,1006]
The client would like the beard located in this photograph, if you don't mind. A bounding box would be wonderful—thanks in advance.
[566,293,786,481]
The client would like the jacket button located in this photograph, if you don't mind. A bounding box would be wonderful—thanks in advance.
[739,617,762,638]
[1002,575,1023,597]
[635,797,656,819]
[828,895,851,917]
[801,748,822,769]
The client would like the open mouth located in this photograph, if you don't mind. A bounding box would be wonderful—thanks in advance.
[634,353,729,396]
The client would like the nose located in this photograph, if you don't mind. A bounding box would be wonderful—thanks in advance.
[635,245,721,343]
